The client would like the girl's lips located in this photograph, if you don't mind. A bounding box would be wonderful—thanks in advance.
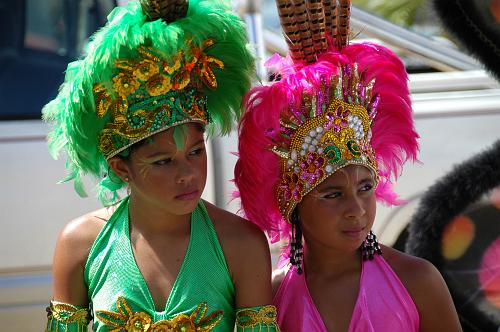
[342,229,365,239]
[175,190,200,200]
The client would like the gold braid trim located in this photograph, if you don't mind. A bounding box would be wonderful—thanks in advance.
[236,305,280,331]
[46,301,90,332]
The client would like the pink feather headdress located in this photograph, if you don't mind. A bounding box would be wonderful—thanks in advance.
[234,0,419,243]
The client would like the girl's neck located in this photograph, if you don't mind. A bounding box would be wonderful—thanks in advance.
[127,195,192,236]
[303,242,361,278]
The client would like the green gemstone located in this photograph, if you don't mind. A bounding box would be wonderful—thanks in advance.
[347,140,361,157]
[324,145,341,164]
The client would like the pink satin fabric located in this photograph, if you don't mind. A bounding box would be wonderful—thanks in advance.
[274,255,420,332]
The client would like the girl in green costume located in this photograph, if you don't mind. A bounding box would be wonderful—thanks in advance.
[43,1,279,331]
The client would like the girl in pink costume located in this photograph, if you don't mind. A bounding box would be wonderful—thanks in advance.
[235,0,462,331]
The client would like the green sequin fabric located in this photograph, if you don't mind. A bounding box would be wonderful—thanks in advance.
[84,198,236,331]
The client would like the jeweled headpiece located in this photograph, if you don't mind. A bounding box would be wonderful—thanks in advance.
[94,40,219,159]
[43,0,254,204]
[235,0,419,242]
[272,64,379,220]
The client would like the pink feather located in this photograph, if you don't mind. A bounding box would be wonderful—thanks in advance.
[234,42,419,242]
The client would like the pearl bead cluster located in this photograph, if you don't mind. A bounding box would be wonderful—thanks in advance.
[287,126,326,167]
[348,114,365,141]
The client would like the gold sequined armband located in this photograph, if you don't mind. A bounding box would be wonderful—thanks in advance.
[236,305,280,331]
[46,301,90,332]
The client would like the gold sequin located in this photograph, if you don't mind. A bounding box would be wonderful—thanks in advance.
[92,39,223,158]
[96,297,223,332]
[146,74,172,96]
[94,84,112,118]
[235,305,280,329]
[46,301,90,332]
[163,56,182,75]
[113,73,141,97]
[134,59,160,81]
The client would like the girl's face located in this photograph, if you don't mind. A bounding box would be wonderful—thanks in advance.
[110,123,207,216]
[297,165,377,253]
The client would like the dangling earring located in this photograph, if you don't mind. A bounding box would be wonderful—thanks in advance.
[290,209,304,274]
[361,230,382,261]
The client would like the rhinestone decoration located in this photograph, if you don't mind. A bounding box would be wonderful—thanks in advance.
[272,65,380,221]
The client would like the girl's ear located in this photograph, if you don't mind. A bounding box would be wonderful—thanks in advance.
[108,156,132,182]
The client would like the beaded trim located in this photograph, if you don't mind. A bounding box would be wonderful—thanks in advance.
[106,118,206,160]
[96,296,223,331]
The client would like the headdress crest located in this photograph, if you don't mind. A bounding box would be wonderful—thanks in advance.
[235,0,418,242]
[43,0,254,204]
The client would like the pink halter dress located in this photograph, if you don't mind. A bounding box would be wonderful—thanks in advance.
[273,254,420,332]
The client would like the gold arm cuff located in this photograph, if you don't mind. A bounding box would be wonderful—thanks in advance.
[46,301,90,332]
[236,305,280,331]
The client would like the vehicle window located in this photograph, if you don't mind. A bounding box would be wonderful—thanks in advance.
[24,0,66,54]
[0,0,115,120]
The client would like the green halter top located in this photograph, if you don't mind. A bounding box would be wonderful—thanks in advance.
[84,197,235,331]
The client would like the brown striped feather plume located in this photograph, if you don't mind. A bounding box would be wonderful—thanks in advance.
[276,0,305,61]
[322,0,337,38]
[337,0,351,49]
[293,0,316,63]
[275,0,352,62]
[306,0,327,55]
[140,0,189,23]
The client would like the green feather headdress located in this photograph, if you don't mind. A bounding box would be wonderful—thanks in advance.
[42,0,255,205]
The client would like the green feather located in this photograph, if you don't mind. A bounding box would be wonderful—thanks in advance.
[42,0,254,205]
[173,125,187,150]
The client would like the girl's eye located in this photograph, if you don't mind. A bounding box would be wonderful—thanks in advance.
[153,158,172,166]
[189,147,205,156]
[360,183,374,192]
[323,192,342,199]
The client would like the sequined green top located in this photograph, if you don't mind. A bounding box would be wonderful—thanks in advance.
[84,197,236,331]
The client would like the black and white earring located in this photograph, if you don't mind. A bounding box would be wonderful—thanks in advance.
[290,209,304,274]
[361,230,382,260]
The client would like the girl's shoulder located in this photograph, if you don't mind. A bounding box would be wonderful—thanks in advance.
[52,205,117,305]
[203,200,273,306]
[380,245,442,294]
[381,245,461,330]
[56,205,118,265]
[203,200,269,252]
